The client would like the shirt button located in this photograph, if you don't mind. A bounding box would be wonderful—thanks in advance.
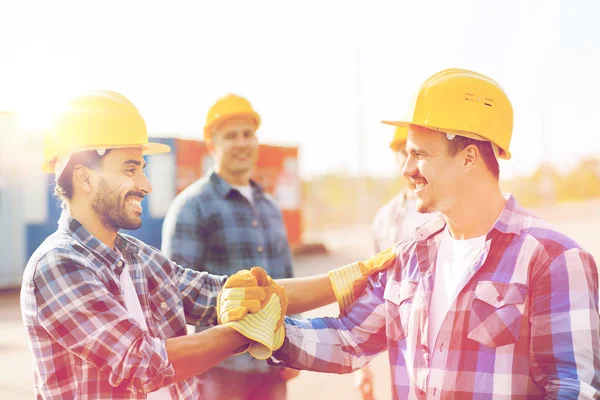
[116,260,124,267]
[497,294,504,302]
[257,246,264,253]
[421,344,429,353]
[252,220,258,227]
[161,301,167,309]
[418,389,425,395]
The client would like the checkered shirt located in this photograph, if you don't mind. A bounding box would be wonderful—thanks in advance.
[21,212,227,399]
[273,195,600,399]
[161,171,294,374]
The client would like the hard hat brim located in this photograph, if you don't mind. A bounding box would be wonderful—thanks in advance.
[381,120,511,160]
[41,141,172,173]
[142,141,172,156]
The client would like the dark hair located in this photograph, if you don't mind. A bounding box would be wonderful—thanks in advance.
[446,136,499,180]
[54,150,111,208]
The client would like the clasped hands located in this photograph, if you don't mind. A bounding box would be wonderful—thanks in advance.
[216,248,397,360]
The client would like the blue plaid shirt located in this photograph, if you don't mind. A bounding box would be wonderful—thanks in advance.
[162,171,294,374]
[21,212,227,399]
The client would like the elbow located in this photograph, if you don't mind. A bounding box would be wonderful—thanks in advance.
[110,336,175,393]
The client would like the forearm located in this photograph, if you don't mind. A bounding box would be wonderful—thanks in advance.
[272,315,385,374]
[166,324,250,383]
[277,274,336,315]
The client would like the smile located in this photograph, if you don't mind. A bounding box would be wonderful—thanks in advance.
[126,198,143,211]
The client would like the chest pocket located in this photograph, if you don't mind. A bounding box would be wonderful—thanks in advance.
[149,283,183,337]
[468,281,528,347]
[384,280,418,341]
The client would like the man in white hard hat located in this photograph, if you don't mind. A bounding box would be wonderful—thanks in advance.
[221,69,600,399]
[20,90,395,399]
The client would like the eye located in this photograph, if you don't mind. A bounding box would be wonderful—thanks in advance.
[126,168,136,175]
[224,131,237,140]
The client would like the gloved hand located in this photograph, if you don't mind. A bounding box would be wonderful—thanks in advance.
[328,248,396,315]
[217,269,266,324]
[217,267,288,360]
[246,267,288,359]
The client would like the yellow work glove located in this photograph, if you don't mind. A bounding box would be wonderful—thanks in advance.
[218,267,288,360]
[217,269,266,324]
[247,267,288,359]
[328,248,396,315]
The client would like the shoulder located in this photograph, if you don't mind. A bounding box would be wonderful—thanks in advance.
[24,233,99,285]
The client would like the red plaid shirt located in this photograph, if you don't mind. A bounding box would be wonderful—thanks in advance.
[21,212,227,399]
[274,195,600,399]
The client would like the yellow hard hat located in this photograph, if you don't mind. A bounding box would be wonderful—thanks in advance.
[382,68,513,159]
[42,90,171,173]
[390,126,408,152]
[204,94,260,141]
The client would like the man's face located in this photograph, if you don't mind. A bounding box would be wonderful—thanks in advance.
[394,146,415,190]
[90,147,152,231]
[402,126,464,214]
[209,117,259,177]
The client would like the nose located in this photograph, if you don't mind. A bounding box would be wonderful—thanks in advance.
[139,172,153,195]
[402,153,418,178]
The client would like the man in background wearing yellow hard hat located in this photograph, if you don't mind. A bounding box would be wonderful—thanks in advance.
[161,93,301,399]
[20,90,396,399]
[225,69,600,398]
[355,126,436,400]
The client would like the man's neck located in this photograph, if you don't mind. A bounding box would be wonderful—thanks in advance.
[444,184,506,240]
[215,168,251,186]
[68,202,117,248]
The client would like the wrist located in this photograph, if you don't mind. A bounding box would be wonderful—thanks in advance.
[224,323,253,346]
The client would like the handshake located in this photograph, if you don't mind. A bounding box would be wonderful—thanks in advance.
[217,267,288,360]
[216,248,396,360]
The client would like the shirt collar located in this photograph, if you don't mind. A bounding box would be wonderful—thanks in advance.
[414,194,523,243]
[208,170,265,199]
[58,211,140,272]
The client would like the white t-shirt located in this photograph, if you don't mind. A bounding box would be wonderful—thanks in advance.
[120,265,172,399]
[428,228,486,350]
[231,184,254,204]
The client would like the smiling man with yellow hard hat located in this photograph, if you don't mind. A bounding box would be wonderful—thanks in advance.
[224,69,599,399]
[20,90,395,399]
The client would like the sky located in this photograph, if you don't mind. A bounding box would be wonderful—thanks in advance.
[1,0,599,180]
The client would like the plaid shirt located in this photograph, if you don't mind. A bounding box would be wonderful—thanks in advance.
[162,171,294,374]
[21,212,227,399]
[273,195,600,399]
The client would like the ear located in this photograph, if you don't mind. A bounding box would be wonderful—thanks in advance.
[206,132,219,154]
[206,139,215,153]
[462,145,479,170]
[72,166,95,194]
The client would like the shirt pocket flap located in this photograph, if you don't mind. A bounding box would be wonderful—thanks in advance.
[384,280,418,306]
[475,281,528,308]
[150,283,179,320]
